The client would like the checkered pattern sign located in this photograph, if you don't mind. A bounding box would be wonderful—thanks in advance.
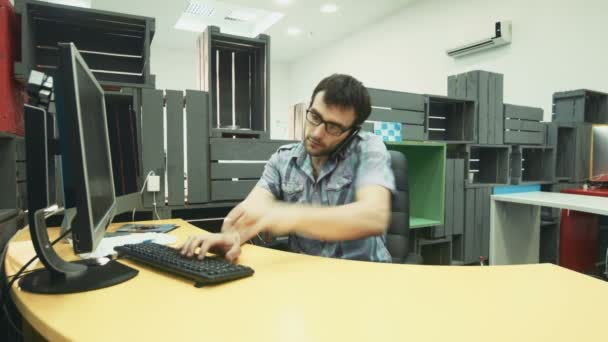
[373,121,402,142]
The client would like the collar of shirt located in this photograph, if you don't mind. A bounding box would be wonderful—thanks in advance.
[288,132,363,183]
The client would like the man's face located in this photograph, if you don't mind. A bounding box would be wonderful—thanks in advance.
[304,91,357,157]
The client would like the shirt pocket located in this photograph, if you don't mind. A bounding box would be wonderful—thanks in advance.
[281,181,305,203]
[326,175,353,205]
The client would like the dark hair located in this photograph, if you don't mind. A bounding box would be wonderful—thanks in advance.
[309,74,371,127]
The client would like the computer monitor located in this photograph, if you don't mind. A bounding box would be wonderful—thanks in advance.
[56,42,116,254]
[22,104,55,213]
[591,124,608,183]
[20,43,137,294]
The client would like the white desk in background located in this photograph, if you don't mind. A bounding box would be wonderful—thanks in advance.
[490,191,608,265]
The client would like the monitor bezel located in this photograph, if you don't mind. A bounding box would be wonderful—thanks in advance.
[60,42,117,253]
[590,124,608,182]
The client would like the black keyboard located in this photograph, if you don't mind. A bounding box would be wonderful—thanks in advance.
[115,242,254,286]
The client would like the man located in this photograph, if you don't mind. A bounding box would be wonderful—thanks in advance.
[180,74,395,262]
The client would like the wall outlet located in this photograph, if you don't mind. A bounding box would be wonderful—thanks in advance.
[147,175,160,192]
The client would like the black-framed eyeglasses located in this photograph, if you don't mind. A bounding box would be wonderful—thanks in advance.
[305,109,352,136]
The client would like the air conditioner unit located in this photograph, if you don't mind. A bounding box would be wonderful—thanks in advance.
[447,21,512,58]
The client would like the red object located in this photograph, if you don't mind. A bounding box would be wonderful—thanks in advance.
[0,0,25,136]
[592,174,608,183]
[559,188,608,273]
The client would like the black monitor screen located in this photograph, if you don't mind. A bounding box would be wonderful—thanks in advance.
[75,61,114,229]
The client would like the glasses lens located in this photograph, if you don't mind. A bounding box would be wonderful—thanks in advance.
[307,111,322,125]
[325,123,343,136]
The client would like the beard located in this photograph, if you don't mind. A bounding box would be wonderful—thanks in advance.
[304,136,336,157]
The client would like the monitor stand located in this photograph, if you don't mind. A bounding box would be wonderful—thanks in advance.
[18,208,138,294]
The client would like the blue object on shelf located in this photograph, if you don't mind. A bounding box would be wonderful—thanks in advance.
[373,121,402,142]
[493,185,541,195]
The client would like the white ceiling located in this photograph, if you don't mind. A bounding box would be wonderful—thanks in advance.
[90,0,418,62]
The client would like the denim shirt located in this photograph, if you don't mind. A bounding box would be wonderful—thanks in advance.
[256,131,395,262]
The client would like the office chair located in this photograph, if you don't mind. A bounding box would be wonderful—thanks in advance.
[386,150,421,264]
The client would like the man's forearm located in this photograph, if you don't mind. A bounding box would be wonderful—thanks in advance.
[282,201,389,241]
[220,204,259,245]
[221,221,258,245]
[221,190,278,244]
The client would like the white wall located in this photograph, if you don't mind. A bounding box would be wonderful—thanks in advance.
[282,0,608,122]
[150,44,198,91]
[270,61,290,139]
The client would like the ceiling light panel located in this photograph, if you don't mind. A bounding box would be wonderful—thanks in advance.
[184,2,216,16]
[175,0,284,37]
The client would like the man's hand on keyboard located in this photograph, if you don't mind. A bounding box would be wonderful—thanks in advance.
[178,231,241,262]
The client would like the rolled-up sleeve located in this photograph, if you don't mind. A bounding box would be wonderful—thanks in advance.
[355,135,396,193]
[255,151,282,199]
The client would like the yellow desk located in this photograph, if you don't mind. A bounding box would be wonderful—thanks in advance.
[5,219,608,342]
